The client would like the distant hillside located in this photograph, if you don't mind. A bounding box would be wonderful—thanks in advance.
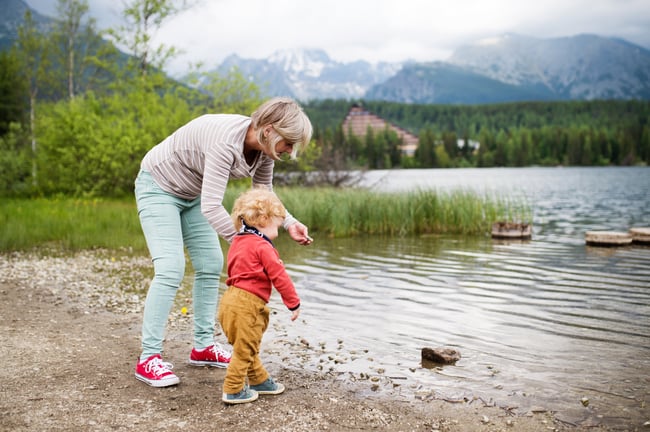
[0,0,51,50]
[0,0,163,96]
[447,33,650,100]
[363,61,557,104]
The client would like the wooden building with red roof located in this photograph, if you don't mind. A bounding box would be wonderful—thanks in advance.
[341,105,419,156]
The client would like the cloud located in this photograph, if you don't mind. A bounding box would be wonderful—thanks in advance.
[25,0,650,76]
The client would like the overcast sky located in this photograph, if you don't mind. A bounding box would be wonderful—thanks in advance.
[25,0,650,77]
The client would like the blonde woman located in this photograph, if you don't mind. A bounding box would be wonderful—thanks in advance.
[134,98,313,387]
[218,187,302,404]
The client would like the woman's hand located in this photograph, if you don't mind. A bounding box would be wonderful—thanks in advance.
[287,222,313,245]
[291,307,300,321]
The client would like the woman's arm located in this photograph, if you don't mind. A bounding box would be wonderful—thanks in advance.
[201,148,238,242]
[253,158,312,245]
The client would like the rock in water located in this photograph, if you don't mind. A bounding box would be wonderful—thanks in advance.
[421,347,461,364]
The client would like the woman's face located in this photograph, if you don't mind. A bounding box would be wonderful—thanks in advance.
[260,126,294,159]
[274,139,294,156]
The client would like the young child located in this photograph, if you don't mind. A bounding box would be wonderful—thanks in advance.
[219,187,302,404]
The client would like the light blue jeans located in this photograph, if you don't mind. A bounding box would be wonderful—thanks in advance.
[135,170,223,360]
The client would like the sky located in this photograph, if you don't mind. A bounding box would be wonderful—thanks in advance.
[25,0,650,77]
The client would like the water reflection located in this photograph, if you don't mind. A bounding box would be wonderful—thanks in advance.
[268,167,650,428]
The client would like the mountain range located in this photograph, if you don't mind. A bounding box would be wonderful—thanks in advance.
[217,34,650,104]
[3,0,650,104]
[217,50,402,101]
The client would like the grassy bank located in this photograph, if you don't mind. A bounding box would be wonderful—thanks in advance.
[0,188,530,252]
[0,198,147,252]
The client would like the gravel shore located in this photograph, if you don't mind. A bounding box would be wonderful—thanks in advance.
[0,250,608,431]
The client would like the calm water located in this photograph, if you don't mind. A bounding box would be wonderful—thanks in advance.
[268,167,650,428]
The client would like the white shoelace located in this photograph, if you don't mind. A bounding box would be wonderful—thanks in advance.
[145,357,174,376]
[210,342,231,357]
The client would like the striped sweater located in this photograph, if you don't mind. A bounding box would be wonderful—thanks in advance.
[141,114,297,242]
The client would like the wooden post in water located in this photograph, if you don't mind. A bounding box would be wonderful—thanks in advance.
[585,231,633,246]
[629,227,650,244]
[491,222,532,239]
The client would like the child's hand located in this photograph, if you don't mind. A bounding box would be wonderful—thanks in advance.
[291,308,300,321]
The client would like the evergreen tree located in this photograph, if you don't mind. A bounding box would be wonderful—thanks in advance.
[0,50,28,135]
[416,127,436,167]
[442,131,458,161]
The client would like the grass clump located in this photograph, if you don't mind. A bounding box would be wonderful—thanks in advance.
[0,187,529,252]
[0,197,147,252]
[275,186,530,238]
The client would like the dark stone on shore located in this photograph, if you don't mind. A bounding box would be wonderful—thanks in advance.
[421,347,461,365]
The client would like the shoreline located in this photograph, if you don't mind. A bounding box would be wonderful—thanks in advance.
[0,251,611,431]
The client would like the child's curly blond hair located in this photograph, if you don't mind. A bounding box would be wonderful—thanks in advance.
[231,187,287,231]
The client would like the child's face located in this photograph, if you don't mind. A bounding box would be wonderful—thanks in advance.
[258,216,284,240]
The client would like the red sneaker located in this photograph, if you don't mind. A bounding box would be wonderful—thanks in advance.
[189,343,231,368]
[135,354,180,387]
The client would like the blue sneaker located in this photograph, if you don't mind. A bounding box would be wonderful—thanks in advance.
[250,377,285,395]
[222,387,259,404]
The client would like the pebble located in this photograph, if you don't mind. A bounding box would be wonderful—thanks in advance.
[0,251,178,321]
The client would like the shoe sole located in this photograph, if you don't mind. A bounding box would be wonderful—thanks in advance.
[222,392,259,404]
[135,373,180,387]
[188,359,229,368]
[251,383,285,395]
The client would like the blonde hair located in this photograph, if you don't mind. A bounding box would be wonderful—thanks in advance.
[251,97,313,160]
[231,187,287,231]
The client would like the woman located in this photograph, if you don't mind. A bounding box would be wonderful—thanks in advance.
[133,97,313,387]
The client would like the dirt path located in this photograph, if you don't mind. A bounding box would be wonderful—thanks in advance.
[0,252,603,431]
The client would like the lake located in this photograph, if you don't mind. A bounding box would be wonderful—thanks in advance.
[269,167,650,429]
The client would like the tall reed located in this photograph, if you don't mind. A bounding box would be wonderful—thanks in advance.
[0,188,529,252]
[274,187,530,238]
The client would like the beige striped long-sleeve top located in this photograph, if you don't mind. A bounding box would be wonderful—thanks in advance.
[141,114,298,242]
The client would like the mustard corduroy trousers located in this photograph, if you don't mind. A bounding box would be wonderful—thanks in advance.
[218,286,270,394]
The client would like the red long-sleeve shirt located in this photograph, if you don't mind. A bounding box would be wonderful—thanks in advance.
[225,234,300,311]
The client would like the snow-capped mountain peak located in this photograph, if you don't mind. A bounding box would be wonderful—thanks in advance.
[215,36,650,103]
[217,48,402,100]
[267,48,330,77]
